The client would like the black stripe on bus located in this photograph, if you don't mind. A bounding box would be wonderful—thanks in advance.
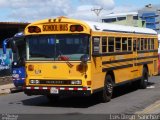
[137,55,158,60]
[102,58,134,65]
[92,51,133,57]
[102,55,157,65]
[102,64,133,72]
[93,49,158,57]
[137,49,158,53]
[135,61,153,66]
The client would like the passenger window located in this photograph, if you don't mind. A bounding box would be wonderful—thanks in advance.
[133,39,137,51]
[108,37,114,52]
[122,37,127,51]
[141,38,144,50]
[137,38,140,50]
[148,39,151,50]
[151,38,154,49]
[115,37,121,52]
[144,38,148,50]
[102,37,107,53]
[128,38,132,51]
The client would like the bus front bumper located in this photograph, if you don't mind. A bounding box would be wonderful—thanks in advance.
[23,86,91,96]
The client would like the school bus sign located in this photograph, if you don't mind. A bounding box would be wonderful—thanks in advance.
[43,24,68,32]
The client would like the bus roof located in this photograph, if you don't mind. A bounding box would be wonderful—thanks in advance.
[25,17,157,35]
[84,21,157,35]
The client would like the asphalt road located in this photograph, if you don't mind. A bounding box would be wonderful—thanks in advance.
[0,76,160,119]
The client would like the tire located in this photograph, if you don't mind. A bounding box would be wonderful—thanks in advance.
[46,95,60,103]
[139,68,148,89]
[100,75,114,103]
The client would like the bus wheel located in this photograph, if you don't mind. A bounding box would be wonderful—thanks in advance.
[139,68,148,89]
[101,75,113,103]
[46,95,60,103]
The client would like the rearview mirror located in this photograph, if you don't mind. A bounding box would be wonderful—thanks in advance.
[80,54,89,64]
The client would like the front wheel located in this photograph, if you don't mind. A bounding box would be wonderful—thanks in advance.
[139,68,148,89]
[100,75,114,103]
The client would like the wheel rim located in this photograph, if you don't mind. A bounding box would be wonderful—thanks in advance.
[144,72,148,83]
[106,82,113,94]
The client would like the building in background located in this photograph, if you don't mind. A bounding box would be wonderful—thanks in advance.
[101,4,160,33]
[102,12,146,28]
[138,4,160,34]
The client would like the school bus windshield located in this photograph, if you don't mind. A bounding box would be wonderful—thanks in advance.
[26,34,90,61]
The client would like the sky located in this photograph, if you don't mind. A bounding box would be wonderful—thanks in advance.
[0,0,159,22]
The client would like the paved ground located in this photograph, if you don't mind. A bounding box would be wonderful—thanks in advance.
[0,76,160,120]
[0,76,12,85]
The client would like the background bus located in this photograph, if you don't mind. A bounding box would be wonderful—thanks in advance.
[23,17,158,102]
[3,32,25,88]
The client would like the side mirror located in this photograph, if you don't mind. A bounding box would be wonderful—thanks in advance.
[80,54,89,64]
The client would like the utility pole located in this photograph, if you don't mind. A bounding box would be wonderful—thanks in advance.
[91,7,103,22]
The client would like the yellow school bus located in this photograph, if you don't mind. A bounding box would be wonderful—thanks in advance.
[24,16,158,102]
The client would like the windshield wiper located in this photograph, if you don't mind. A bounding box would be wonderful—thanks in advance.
[58,51,73,68]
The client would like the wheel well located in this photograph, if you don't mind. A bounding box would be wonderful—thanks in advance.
[106,71,115,83]
[143,64,148,72]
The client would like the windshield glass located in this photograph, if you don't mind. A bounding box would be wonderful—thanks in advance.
[27,34,90,61]
[12,37,26,66]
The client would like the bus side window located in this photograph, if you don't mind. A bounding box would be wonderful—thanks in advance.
[102,37,107,53]
[141,38,144,50]
[133,39,137,51]
[122,37,127,51]
[144,38,148,50]
[148,38,151,50]
[92,37,100,54]
[115,37,121,52]
[137,38,140,51]
[128,38,132,51]
[151,38,154,49]
[108,37,114,52]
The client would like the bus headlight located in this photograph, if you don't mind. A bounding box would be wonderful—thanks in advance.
[71,80,82,85]
[30,80,40,84]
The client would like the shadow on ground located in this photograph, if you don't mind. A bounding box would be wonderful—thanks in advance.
[22,81,155,108]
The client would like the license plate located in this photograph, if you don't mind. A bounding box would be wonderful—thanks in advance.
[50,88,59,94]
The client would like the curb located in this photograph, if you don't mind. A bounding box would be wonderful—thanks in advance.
[0,83,14,94]
[136,100,160,114]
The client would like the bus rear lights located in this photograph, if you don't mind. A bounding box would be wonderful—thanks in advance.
[71,80,82,85]
[70,25,84,32]
[30,80,40,84]
[28,26,41,33]
[28,65,34,71]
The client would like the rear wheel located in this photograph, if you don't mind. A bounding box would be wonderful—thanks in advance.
[139,68,148,89]
[100,75,114,103]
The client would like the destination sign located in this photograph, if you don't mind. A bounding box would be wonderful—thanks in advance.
[43,24,68,31]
